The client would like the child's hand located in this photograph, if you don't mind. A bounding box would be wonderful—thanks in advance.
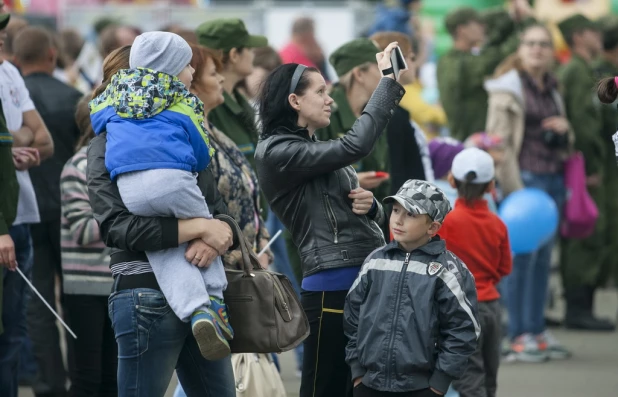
[353,377,362,388]
[430,387,444,395]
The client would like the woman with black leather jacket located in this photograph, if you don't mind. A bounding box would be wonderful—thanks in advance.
[254,42,406,397]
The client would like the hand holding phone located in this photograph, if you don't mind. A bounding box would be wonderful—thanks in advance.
[376,42,408,81]
[389,46,408,82]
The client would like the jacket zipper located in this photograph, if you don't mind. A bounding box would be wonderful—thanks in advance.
[323,193,339,244]
[385,252,410,389]
[271,274,292,321]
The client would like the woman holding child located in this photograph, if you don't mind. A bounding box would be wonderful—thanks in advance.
[87,35,240,397]
[254,42,404,397]
[484,24,573,363]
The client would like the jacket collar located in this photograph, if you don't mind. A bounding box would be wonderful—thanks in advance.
[272,125,313,141]
[384,236,446,256]
[222,89,247,116]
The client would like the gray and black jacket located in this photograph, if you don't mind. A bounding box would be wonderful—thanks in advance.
[344,238,480,394]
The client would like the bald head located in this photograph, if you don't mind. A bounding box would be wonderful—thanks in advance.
[13,27,56,72]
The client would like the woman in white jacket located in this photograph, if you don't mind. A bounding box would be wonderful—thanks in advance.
[484,24,574,363]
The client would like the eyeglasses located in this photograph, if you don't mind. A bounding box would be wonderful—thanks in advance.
[521,40,552,49]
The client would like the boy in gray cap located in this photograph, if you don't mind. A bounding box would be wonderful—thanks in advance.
[90,31,234,361]
[344,179,479,397]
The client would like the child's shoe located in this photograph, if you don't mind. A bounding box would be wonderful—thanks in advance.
[536,330,572,360]
[209,297,234,340]
[504,333,548,363]
[191,310,231,360]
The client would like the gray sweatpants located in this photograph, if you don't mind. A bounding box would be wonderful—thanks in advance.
[117,169,227,322]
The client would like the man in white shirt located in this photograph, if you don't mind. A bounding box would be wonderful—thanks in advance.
[0,4,54,397]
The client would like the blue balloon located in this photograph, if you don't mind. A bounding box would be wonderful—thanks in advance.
[498,188,559,254]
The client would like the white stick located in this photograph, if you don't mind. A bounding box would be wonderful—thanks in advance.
[258,230,283,257]
[16,267,78,339]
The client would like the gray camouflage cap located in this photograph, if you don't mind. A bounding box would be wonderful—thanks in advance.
[383,179,452,223]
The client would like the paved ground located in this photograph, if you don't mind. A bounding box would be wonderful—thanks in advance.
[18,287,618,397]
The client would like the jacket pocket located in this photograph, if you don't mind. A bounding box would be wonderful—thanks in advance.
[322,193,339,244]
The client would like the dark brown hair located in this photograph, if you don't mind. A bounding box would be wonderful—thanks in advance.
[92,45,131,99]
[454,174,490,204]
[189,44,223,93]
[74,95,95,151]
[597,77,618,104]
[60,29,85,63]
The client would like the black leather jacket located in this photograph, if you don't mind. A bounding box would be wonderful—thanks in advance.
[86,132,239,264]
[255,78,405,278]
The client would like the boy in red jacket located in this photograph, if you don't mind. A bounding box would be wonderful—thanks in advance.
[439,147,512,397]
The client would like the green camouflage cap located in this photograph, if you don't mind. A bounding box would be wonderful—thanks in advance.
[0,13,10,31]
[196,18,268,52]
[329,38,379,77]
[558,14,599,41]
[384,180,452,223]
[445,7,482,36]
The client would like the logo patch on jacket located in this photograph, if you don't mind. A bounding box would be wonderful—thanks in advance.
[427,262,442,276]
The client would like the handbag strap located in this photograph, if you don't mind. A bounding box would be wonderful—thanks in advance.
[215,214,263,275]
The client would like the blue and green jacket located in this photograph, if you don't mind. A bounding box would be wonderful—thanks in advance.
[90,68,215,180]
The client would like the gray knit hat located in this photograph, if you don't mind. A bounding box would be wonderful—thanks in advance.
[129,31,193,77]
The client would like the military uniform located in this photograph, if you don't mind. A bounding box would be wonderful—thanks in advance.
[0,85,19,336]
[557,14,614,330]
[196,18,268,170]
[438,8,532,141]
[594,19,618,289]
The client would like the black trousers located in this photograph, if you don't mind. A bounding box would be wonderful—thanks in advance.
[27,220,69,396]
[64,294,117,397]
[300,290,352,397]
[354,384,440,397]
[452,300,502,397]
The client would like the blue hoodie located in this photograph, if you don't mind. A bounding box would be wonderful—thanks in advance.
[90,68,215,180]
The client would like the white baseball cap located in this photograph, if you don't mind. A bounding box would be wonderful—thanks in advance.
[451,147,495,184]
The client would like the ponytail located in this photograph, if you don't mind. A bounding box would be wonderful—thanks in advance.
[597,77,618,104]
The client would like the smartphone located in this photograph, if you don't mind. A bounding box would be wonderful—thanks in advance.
[389,46,408,81]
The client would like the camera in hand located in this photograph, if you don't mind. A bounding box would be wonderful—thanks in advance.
[542,129,568,149]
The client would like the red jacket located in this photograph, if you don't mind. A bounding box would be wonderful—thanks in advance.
[439,198,512,302]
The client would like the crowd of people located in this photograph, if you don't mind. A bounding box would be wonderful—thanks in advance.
[1,0,618,397]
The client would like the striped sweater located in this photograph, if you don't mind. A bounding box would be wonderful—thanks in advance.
[60,146,113,296]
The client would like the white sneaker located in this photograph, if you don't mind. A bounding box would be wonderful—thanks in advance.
[505,333,549,363]
[537,331,572,360]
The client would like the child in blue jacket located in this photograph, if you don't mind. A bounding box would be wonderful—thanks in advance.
[90,32,232,360]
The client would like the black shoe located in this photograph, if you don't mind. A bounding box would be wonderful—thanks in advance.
[565,313,616,331]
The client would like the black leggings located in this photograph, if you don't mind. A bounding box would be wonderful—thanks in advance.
[64,294,117,397]
[300,290,352,397]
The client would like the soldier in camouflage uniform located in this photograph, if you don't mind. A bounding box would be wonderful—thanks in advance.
[316,39,392,202]
[437,2,535,141]
[558,14,615,331]
[594,17,618,303]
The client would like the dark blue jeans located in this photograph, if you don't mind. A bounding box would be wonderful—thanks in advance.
[108,287,235,397]
[0,224,34,397]
[505,171,565,339]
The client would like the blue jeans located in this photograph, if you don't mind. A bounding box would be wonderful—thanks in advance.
[108,287,235,397]
[265,209,304,371]
[0,224,34,397]
[505,171,565,339]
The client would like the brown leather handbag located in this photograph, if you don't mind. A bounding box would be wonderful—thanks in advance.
[218,214,309,353]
